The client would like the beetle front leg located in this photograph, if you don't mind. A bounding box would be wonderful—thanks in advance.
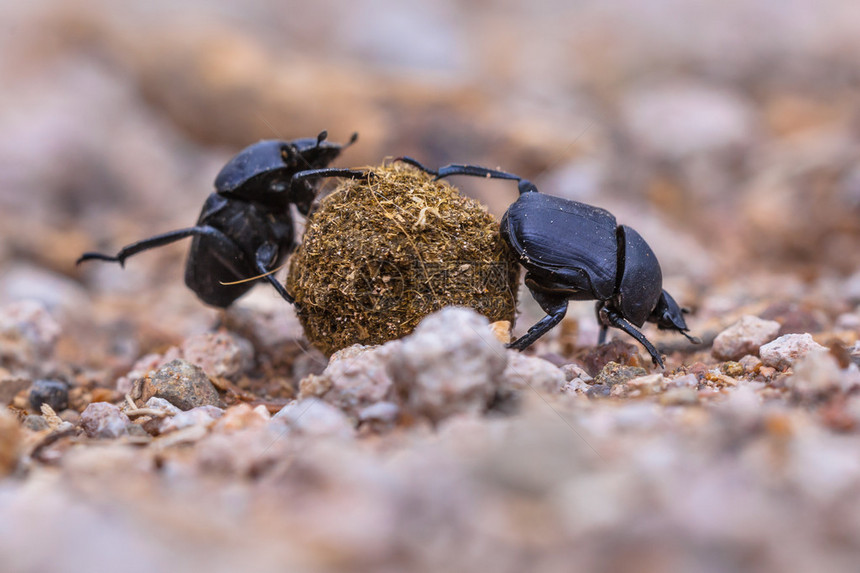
[289,168,370,187]
[508,289,568,351]
[598,306,665,369]
[395,157,538,195]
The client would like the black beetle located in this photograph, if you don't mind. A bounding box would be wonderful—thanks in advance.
[396,157,698,368]
[78,131,367,307]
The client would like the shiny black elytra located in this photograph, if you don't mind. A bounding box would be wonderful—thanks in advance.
[397,157,698,368]
[78,131,366,307]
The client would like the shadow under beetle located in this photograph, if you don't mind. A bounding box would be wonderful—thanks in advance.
[397,157,699,368]
[78,131,367,307]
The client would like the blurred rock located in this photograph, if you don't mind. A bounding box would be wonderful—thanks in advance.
[667,373,698,388]
[712,315,781,360]
[0,408,20,476]
[115,351,178,395]
[581,339,644,376]
[390,308,507,422]
[760,333,828,370]
[502,353,566,394]
[180,330,254,380]
[0,300,60,373]
[143,397,182,416]
[560,363,592,383]
[80,402,131,439]
[28,379,69,412]
[627,373,666,394]
[787,350,842,400]
[760,301,826,336]
[595,362,649,386]
[132,359,222,411]
[357,401,401,431]
[0,264,90,315]
[160,405,223,434]
[739,354,763,373]
[0,375,30,406]
[299,343,400,418]
[23,414,50,432]
[214,403,269,433]
[272,398,354,438]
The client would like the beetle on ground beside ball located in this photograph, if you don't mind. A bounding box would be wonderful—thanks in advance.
[77,131,365,307]
[396,157,700,368]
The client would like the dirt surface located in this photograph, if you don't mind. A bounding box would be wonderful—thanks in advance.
[3,2,860,572]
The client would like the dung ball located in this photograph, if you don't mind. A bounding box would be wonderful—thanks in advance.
[287,163,520,355]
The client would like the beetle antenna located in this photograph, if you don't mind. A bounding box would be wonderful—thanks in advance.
[315,131,328,147]
[219,260,289,286]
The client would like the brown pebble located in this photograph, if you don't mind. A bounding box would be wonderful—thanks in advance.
[132,359,222,411]
[721,361,744,377]
[595,362,649,387]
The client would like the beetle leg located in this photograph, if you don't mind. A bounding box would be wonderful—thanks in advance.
[596,302,610,344]
[254,243,296,305]
[508,290,568,351]
[395,157,538,194]
[77,226,217,268]
[599,307,665,369]
[289,168,370,188]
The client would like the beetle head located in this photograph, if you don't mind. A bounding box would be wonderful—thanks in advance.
[281,131,358,171]
[649,290,700,343]
[214,133,358,210]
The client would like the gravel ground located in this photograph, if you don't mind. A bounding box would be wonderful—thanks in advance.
[3,2,860,572]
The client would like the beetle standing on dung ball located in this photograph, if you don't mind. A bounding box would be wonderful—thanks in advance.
[396,157,699,368]
[77,131,368,308]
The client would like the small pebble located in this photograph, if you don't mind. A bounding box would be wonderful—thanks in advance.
[627,373,666,394]
[160,405,224,434]
[133,359,222,411]
[143,397,182,416]
[659,387,699,406]
[738,354,763,373]
[595,362,648,387]
[390,308,506,422]
[358,401,400,430]
[214,403,270,432]
[667,373,698,389]
[712,315,781,361]
[273,398,354,438]
[502,353,566,394]
[720,362,744,378]
[760,333,828,370]
[28,379,69,412]
[22,414,50,432]
[787,350,842,399]
[560,363,592,383]
[0,300,61,364]
[0,376,30,406]
[299,343,400,417]
[180,330,254,379]
[80,402,131,439]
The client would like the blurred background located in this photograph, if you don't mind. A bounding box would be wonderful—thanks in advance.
[2,0,860,342]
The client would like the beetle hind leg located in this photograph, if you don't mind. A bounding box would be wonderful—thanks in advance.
[77,227,208,267]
